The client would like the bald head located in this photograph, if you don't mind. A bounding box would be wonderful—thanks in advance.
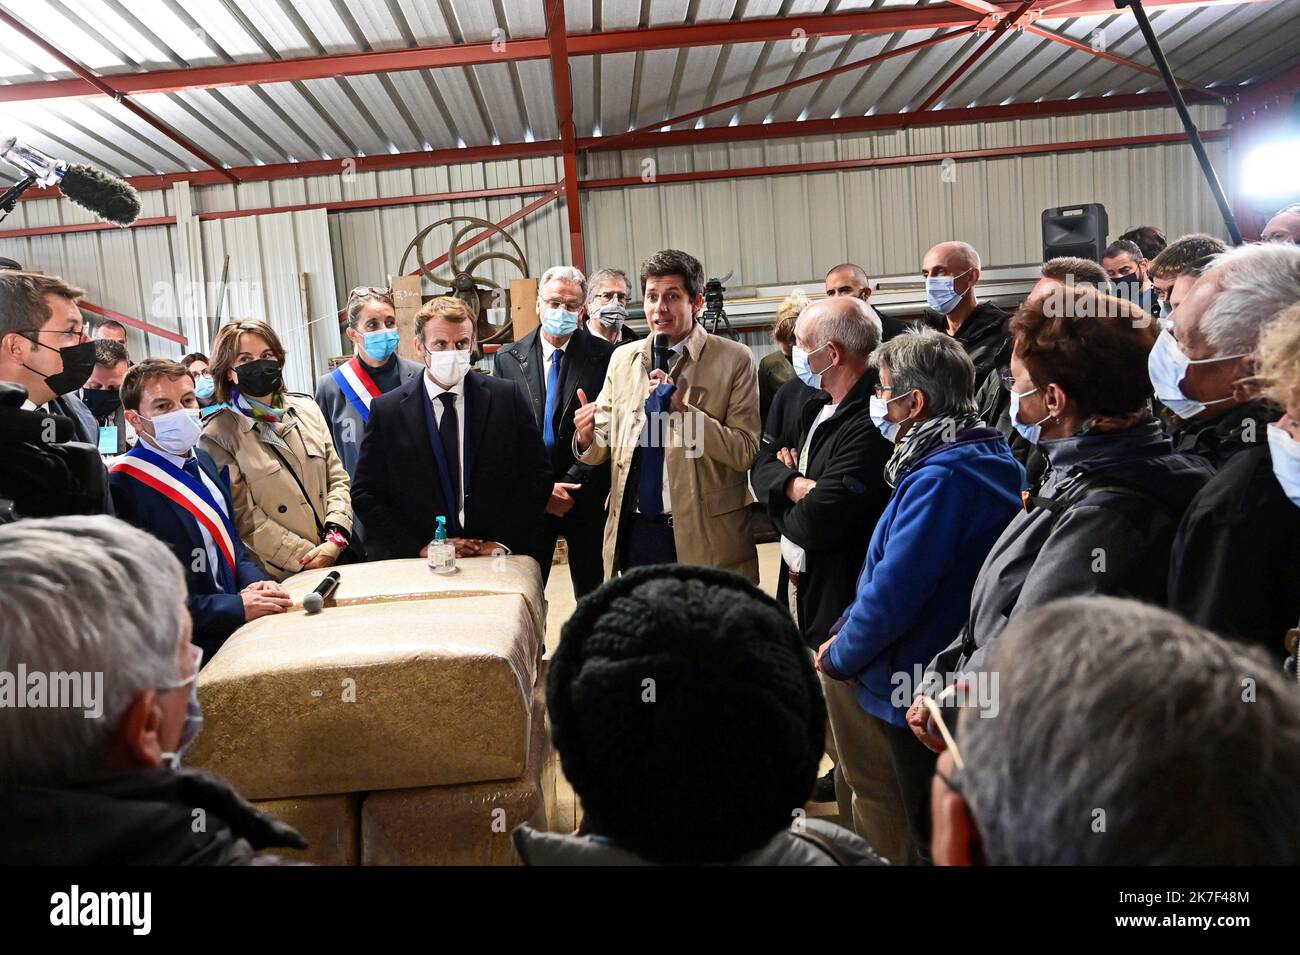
[825,263,871,300]
[1262,207,1300,245]
[796,296,881,359]
[923,241,982,276]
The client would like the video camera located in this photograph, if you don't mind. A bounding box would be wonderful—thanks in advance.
[0,381,108,524]
[701,274,734,337]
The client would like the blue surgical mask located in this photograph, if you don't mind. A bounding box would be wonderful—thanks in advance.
[1147,329,1245,420]
[194,373,215,401]
[925,268,972,314]
[160,646,204,769]
[792,342,829,390]
[1009,386,1050,445]
[869,391,915,444]
[363,328,400,362]
[541,307,579,338]
[1268,423,1300,508]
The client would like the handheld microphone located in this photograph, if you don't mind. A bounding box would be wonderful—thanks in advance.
[652,333,672,374]
[303,570,341,614]
[1,135,141,226]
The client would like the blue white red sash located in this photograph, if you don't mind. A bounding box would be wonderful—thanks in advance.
[110,445,238,578]
[332,356,383,423]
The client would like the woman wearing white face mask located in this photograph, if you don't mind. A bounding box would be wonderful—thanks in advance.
[201,320,355,581]
[1166,303,1300,661]
[908,289,1215,732]
[816,328,1022,864]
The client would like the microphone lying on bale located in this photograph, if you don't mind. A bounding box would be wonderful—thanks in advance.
[303,571,342,614]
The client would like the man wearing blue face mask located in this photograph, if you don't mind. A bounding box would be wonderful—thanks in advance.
[919,241,1010,388]
[0,515,307,864]
[495,266,615,597]
[1166,244,1300,657]
[315,288,422,551]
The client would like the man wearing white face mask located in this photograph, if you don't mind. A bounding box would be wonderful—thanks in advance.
[920,241,1010,388]
[353,296,553,566]
[109,359,290,658]
[1166,247,1300,656]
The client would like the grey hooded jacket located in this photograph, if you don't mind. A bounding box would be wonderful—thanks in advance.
[927,419,1214,677]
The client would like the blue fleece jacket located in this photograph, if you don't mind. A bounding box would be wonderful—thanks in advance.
[823,431,1024,726]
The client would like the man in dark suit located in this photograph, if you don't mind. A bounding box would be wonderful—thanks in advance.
[0,270,112,512]
[352,296,553,569]
[109,359,291,658]
[494,266,615,597]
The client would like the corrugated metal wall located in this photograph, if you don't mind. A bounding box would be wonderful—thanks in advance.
[1,104,1230,370]
[580,104,1231,286]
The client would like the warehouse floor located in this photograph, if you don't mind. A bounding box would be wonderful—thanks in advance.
[540,541,843,835]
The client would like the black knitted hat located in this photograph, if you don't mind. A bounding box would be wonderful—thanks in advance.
[546,564,825,864]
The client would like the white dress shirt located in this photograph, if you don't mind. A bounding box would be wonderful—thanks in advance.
[780,402,838,574]
[423,372,468,529]
[144,436,231,588]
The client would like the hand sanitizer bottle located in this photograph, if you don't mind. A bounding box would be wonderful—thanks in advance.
[428,516,456,574]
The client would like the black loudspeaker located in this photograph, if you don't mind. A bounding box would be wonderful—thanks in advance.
[1042,204,1109,262]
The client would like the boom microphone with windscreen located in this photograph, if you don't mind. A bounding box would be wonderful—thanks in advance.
[1,135,141,226]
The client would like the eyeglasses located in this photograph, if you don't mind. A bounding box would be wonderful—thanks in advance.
[872,383,900,398]
[541,299,583,312]
[160,644,203,691]
[591,289,629,304]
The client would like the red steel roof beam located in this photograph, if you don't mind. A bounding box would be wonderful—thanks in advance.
[908,1,1041,121]
[945,0,1225,100]
[594,27,980,154]
[546,0,585,273]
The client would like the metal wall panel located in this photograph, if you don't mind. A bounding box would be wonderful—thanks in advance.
[579,104,1231,285]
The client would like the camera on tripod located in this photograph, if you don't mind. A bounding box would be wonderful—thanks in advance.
[701,273,734,337]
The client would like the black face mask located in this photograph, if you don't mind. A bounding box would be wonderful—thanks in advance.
[81,387,121,421]
[1113,272,1141,291]
[234,359,283,397]
[24,339,97,397]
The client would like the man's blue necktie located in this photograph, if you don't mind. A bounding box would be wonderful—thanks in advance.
[543,348,563,454]
[437,393,461,527]
[638,382,674,518]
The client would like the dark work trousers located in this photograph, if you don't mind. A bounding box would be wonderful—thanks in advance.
[542,508,606,600]
[620,513,677,571]
[881,716,939,866]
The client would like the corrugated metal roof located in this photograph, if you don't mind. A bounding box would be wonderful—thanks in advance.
[0,0,1296,180]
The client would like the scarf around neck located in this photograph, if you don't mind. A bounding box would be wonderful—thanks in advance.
[884,411,984,488]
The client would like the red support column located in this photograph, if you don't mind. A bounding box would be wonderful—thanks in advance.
[547,0,585,273]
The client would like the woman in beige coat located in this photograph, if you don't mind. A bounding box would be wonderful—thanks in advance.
[201,319,354,581]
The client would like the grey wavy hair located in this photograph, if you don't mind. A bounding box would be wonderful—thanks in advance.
[0,515,187,785]
[538,265,587,301]
[1199,242,1300,357]
[869,325,976,417]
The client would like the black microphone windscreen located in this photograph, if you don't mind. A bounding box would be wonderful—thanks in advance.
[59,164,141,226]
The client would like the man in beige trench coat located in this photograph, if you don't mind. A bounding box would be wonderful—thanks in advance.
[573,249,760,583]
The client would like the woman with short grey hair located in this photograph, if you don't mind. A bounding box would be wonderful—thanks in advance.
[815,327,1023,863]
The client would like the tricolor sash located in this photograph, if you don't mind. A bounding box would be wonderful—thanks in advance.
[332,357,383,423]
[110,445,239,580]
